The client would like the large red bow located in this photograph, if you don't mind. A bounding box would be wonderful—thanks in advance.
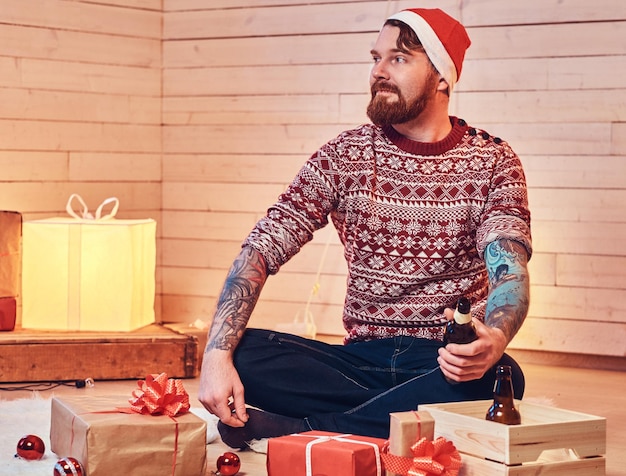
[382,437,461,476]
[128,373,190,417]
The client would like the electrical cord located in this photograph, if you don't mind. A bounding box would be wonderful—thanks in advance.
[0,378,95,392]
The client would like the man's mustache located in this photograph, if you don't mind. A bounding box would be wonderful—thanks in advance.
[371,81,400,95]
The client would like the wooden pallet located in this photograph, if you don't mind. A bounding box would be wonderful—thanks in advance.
[0,324,198,383]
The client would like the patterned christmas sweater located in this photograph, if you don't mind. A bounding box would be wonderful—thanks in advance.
[244,117,532,343]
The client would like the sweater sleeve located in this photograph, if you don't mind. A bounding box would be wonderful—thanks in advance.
[242,146,340,274]
[475,140,532,260]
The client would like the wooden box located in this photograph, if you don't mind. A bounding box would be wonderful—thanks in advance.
[419,400,606,476]
[0,324,199,382]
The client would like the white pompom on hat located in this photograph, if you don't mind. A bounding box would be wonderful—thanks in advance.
[387,8,471,92]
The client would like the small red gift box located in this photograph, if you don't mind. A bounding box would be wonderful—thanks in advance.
[0,297,16,331]
[267,430,386,476]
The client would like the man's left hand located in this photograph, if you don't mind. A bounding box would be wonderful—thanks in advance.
[437,315,508,383]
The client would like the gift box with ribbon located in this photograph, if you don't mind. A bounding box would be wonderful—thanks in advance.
[267,430,386,476]
[0,211,21,331]
[50,373,206,476]
[387,411,435,461]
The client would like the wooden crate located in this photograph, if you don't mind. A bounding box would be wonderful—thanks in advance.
[419,400,606,476]
[0,324,199,382]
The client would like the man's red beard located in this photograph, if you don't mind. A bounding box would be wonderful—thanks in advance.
[366,79,435,127]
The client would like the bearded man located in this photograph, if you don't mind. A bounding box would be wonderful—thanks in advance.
[198,7,532,448]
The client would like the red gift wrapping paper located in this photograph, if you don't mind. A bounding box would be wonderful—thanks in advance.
[267,430,386,476]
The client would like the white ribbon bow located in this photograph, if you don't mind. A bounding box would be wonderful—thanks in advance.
[66,194,120,221]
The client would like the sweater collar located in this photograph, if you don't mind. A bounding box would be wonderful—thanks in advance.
[382,117,468,156]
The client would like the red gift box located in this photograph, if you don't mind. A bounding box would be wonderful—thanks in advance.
[0,297,16,331]
[267,430,386,476]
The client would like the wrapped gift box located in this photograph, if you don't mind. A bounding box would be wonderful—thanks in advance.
[267,430,386,476]
[0,297,17,331]
[385,410,435,476]
[0,211,21,297]
[0,211,21,331]
[50,395,206,476]
[420,400,606,475]
[388,410,434,457]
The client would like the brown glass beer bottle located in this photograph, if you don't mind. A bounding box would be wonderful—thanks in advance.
[485,365,521,425]
[443,297,477,345]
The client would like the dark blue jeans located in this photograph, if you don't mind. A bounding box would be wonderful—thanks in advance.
[234,328,524,438]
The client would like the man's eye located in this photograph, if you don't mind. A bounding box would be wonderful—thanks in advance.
[395,56,406,63]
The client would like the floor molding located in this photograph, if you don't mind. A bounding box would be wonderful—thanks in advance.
[508,349,626,372]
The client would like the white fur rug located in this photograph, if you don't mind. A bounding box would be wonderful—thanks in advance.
[0,394,220,476]
[0,395,52,476]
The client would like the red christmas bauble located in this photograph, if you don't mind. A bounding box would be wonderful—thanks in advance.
[216,451,241,476]
[16,434,45,460]
[53,457,84,476]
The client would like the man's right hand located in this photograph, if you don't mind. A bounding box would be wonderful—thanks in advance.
[198,349,249,427]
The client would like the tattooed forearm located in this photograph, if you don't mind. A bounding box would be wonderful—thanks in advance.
[206,246,268,352]
[484,239,530,342]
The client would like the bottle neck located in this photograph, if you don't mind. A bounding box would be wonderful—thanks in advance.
[453,309,472,325]
[493,366,515,399]
[494,376,514,399]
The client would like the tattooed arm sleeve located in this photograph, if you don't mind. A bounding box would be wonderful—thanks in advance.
[484,239,530,343]
[206,246,268,352]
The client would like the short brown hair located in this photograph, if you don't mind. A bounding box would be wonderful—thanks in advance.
[384,19,439,76]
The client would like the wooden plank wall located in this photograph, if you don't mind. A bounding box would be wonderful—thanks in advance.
[3,0,624,362]
[162,0,626,361]
[0,0,163,322]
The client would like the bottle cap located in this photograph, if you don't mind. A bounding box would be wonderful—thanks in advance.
[496,365,513,375]
[453,297,472,324]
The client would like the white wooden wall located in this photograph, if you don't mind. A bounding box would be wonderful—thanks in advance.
[2,0,625,361]
[162,0,626,361]
[0,0,163,321]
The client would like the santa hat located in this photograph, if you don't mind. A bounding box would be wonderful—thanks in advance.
[387,8,471,92]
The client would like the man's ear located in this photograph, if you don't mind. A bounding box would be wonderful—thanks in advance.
[437,76,450,90]
[437,76,450,96]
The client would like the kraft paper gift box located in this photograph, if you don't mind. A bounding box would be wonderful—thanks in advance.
[0,211,21,331]
[385,411,435,476]
[50,394,207,476]
[266,430,386,476]
[21,196,156,331]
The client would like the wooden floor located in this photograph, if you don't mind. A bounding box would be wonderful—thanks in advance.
[1,362,624,475]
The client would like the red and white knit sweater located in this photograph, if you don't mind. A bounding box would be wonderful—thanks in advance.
[244,117,532,343]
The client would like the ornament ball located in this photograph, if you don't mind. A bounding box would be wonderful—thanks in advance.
[216,451,241,476]
[53,457,84,476]
[15,434,45,460]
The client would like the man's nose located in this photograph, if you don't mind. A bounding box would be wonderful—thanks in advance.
[371,60,389,80]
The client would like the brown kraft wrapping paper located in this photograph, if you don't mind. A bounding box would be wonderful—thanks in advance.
[0,211,21,297]
[385,410,436,476]
[50,395,207,476]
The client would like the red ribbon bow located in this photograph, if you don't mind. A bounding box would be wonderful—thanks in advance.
[128,373,190,417]
[382,437,462,476]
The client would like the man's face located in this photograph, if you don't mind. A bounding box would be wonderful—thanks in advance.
[367,25,440,126]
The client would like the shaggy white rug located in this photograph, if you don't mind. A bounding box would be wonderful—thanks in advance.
[0,395,52,476]
[0,394,220,476]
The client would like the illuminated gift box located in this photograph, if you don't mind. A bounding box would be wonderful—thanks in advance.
[50,393,207,476]
[267,430,386,476]
[21,197,156,331]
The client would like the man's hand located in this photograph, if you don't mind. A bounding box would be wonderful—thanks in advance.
[198,349,248,427]
[437,310,507,383]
